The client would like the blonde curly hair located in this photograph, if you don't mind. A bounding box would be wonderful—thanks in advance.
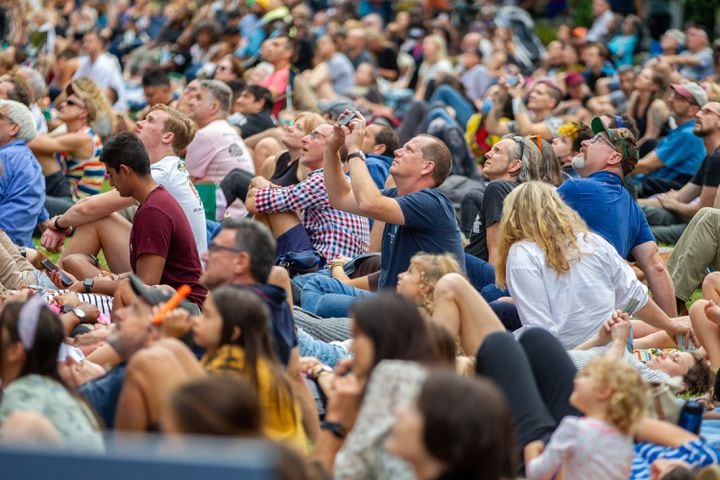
[579,356,646,435]
[66,77,115,137]
[496,181,589,289]
[409,253,461,314]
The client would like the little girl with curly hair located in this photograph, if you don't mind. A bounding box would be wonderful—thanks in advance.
[525,356,646,480]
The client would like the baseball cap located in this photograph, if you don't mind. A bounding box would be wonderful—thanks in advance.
[670,82,708,107]
[663,28,686,45]
[565,71,585,87]
[129,275,197,314]
[590,116,639,174]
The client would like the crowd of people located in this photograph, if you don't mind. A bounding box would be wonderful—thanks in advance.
[1,0,720,478]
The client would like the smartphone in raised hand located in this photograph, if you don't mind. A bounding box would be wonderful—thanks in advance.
[336,111,356,127]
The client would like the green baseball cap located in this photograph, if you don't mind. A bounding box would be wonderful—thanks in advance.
[590,116,639,174]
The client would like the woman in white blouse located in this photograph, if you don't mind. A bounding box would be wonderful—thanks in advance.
[494,181,692,349]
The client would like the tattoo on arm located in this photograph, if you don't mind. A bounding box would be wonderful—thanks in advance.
[649,105,664,131]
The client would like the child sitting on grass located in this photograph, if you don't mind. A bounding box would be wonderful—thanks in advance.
[524,356,646,480]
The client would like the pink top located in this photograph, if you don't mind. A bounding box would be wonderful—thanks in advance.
[260,68,289,116]
[260,67,289,96]
[526,416,633,480]
[185,119,254,219]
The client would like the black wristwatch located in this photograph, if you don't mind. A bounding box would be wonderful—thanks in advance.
[54,216,66,230]
[83,278,94,294]
[320,420,348,439]
[347,151,366,162]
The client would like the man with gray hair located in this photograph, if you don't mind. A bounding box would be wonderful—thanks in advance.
[0,99,47,246]
[16,67,49,134]
[185,79,254,220]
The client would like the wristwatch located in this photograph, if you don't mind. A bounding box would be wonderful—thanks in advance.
[320,420,348,439]
[83,278,94,294]
[61,305,86,320]
[346,151,366,162]
[53,216,66,230]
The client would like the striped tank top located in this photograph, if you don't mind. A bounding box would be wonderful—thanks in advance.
[55,126,104,199]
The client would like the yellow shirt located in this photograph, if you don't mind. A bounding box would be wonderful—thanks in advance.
[201,344,308,453]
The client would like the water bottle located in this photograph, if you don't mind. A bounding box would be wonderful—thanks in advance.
[678,401,704,434]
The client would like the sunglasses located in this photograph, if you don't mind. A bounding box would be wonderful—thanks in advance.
[670,90,698,106]
[512,136,525,160]
[700,107,720,119]
[64,98,86,109]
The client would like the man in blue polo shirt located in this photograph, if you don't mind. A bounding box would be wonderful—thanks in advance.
[633,82,707,197]
[0,99,47,246]
[559,116,678,317]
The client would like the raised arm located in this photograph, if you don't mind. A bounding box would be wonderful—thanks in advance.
[323,124,361,215]
[640,99,669,143]
[324,113,405,224]
[29,132,92,157]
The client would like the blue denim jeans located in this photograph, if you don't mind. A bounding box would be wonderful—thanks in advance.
[297,328,348,367]
[428,84,476,128]
[300,275,376,318]
[464,253,509,302]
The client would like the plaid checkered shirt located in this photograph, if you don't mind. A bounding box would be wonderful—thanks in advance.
[253,169,370,261]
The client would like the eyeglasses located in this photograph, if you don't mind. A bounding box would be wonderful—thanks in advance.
[0,112,14,124]
[512,136,525,161]
[670,90,696,106]
[700,107,720,119]
[309,130,327,140]
[590,133,619,152]
[280,119,295,127]
[64,98,86,109]
[208,242,242,254]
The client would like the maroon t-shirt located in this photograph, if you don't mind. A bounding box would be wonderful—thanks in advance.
[130,185,207,305]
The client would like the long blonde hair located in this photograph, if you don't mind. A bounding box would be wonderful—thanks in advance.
[410,253,461,314]
[495,181,589,289]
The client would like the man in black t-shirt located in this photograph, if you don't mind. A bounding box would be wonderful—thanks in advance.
[639,101,720,244]
[465,136,542,264]
[234,85,276,138]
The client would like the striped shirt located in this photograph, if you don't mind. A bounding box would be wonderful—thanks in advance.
[55,126,105,199]
[254,169,370,261]
[631,439,720,480]
[568,347,671,384]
